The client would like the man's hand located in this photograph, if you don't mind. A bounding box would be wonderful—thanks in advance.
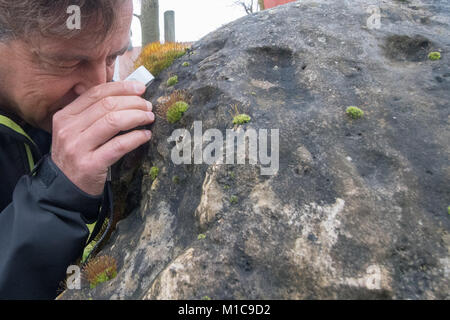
[51,81,154,196]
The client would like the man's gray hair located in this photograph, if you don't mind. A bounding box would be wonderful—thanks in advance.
[0,0,125,42]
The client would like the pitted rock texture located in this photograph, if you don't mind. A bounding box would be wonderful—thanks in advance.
[61,0,449,299]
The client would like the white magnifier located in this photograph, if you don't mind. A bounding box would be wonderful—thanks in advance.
[125,66,155,87]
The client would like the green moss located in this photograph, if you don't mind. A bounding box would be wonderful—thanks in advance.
[224,185,230,190]
[428,52,441,61]
[233,114,251,125]
[447,206,450,215]
[167,101,189,123]
[135,43,189,76]
[202,296,212,300]
[182,62,190,67]
[150,166,160,180]
[167,75,178,86]
[230,195,238,204]
[172,175,180,184]
[90,267,117,289]
[346,106,364,119]
[197,234,206,240]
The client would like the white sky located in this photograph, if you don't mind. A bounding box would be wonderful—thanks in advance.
[131,0,247,46]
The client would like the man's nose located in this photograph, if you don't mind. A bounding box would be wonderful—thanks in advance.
[73,61,109,96]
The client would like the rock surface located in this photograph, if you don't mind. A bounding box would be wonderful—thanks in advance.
[62,0,449,299]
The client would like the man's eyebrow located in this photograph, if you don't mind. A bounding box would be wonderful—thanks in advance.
[41,43,129,62]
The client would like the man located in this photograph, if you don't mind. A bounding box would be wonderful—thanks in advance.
[0,0,154,299]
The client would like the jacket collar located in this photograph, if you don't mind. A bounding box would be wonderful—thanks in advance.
[0,106,47,160]
[0,106,27,128]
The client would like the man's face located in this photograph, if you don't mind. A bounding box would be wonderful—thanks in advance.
[0,0,133,132]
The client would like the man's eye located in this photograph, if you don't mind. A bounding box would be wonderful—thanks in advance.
[59,64,79,70]
[55,61,80,70]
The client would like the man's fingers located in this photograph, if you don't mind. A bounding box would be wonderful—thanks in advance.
[63,81,146,116]
[75,95,152,131]
[82,109,155,150]
[93,130,152,167]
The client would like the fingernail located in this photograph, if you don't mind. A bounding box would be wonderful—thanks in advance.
[146,101,153,111]
[146,112,155,121]
[144,130,152,139]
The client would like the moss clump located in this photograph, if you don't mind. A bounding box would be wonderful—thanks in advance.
[150,166,159,180]
[156,90,192,119]
[197,234,206,240]
[230,195,238,204]
[90,267,117,289]
[230,103,251,125]
[83,256,117,289]
[346,106,364,119]
[172,175,180,184]
[134,42,189,76]
[233,114,251,125]
[182,62,190,67]
[167,101,189,123]
[167,75,178,86]
[448,206,450,215]
[202,296,212,300]
[428,52,441,61]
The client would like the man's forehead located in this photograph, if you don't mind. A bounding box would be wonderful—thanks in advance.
[31,0,133,61]
[34,30,130,61]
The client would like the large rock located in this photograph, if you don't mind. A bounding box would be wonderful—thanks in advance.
[62,0,449,299]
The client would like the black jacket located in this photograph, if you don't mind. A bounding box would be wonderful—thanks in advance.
[0,109,110,299]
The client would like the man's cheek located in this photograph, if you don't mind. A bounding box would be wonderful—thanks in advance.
[18,86,64,128]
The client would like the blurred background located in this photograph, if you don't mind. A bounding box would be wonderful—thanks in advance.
[116,0,295,79]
